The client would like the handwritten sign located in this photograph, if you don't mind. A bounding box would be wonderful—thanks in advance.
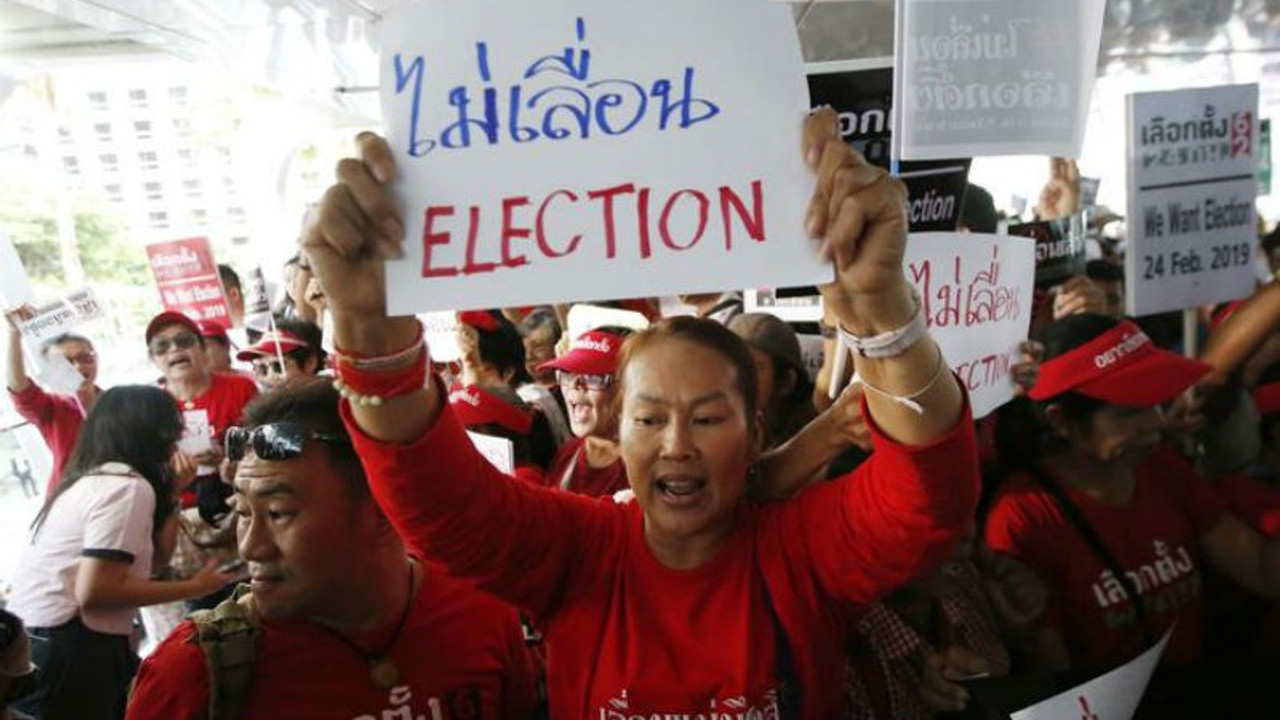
[243,266,272,333]
[467,431,515,475]
[19,288,104,345]
[145,237,232,324]
[808,58,972,232]
[379,0,820,314]
[1125,84,1259,316]
[892,0,1106,160]
[1011,628,1171,720]
[904,232,1036,418]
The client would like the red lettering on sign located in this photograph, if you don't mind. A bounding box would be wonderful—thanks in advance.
[462,206,496,275]
[422,205,459,278]
[660,189,710,251]
[719,180,765,249]
[536,190,582,258]
[586,183,637,259]
[500,196,531,269]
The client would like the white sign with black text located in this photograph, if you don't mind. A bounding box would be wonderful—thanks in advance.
[1126,84,1259,316]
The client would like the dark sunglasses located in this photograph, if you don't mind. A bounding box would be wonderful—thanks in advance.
[149,332,200,356]
[252,360,285,378]
[224,422,351,462]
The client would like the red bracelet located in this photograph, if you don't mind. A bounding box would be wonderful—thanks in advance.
[333,322,426,370]
[333,350,430,406]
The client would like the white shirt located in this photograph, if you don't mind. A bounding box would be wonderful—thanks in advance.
[7,463,156,635]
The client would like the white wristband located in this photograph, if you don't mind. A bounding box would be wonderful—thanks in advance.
[837,292,927,359]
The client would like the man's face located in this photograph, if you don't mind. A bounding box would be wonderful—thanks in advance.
[149,324,209,384]
[251,355,310,390]
[233,443,381,621]
[523,327,557,385]
[49,339,97,385]
[205,338,233,373]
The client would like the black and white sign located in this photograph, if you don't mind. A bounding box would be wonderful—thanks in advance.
[1126,84,1259,316]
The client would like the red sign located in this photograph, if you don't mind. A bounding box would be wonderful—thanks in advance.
[145,237,232,324]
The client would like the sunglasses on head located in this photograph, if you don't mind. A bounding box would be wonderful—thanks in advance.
[556,370,613,392]
[224,422,351,463]
[149,332,200,356]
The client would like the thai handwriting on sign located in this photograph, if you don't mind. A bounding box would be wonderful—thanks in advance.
[909,16,1070,114]
[1139,104,1253,156]
[393,18,722,157]
[909,244,1023,330]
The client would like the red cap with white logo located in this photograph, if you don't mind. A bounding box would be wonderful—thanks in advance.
[448,384,533,434]
[1027,319,1210,406]
[536,330,623,377]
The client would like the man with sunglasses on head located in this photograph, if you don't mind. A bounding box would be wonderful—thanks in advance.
[540,328,632,496]
[5,305,104,495]
[146,312,258,524]
[126,379,540,720]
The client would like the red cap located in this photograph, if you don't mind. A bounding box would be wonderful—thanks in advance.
[235,330,308,361]
[1027,320,1211,406]
[449,385,533,434]
[457,310,500,332]
[536,330,623,376]
[198,320,230,342]
[1256,383,1280,416]
[146,311,200,344]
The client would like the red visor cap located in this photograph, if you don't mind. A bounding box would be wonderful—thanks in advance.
[1027,320,1211,406]
[535,330,623,377]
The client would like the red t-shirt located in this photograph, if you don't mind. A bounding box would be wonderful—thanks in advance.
[984,445,1228,673]
[345,390,979,719]
[544,437,629,497]
[170,371,259,441]
[125,567,540,720]
[8,383,85,495]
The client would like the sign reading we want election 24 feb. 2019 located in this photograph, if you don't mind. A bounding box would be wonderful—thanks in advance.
[378,0,823,314]
[1126,84,1259,317]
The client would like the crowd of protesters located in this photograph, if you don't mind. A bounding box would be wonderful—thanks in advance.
[4,109,1280,720]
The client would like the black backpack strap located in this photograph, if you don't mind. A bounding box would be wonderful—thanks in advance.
[759,570,799,720]
[1026,466,1157,646]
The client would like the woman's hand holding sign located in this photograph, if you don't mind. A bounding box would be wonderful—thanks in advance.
[802,108,963,443]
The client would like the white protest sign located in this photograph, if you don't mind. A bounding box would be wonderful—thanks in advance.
[903,232,1036,418]
[893,0,1106,160]
[566,304,650,344]
[1011,628,1171,720]
[379,0,821,314]
[1125,84,1259,317]
[180,409,216,474]
[34,353,85,396]
[0,229,35,308]
[467,430,516,475]
[419,311,464,362]
[18,288,103,345]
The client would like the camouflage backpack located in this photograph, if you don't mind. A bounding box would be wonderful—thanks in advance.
[187,584,261,720]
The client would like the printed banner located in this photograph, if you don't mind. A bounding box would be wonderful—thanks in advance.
[1007,216,1087,288]
[808,58,972,232]
[145,237,232,324]
[1011,628,1171,720]
[244,266,272,333]
[1125,83,1259,316]
[18,288,104,345]
[379,0,822,314]
[893,0,1106,160]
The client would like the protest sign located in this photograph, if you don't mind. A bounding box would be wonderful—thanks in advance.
[808,58,972,232]
[243,266,273,333]
[467,431,516,475]
[419,311,464,362]
[145,237,233,324]
[33,353,85,396]
[18,288,104,346]
[1259,118,1272,196]
[1008,216,1087,289]
[900,232,1036,418]
[1010,628,1171,720]
[1125,84,1259,316]
[379,0,821,314]
[892,0,1106,160]
[754,232,1036,418]
[0,229,34,308]
[743,287,823,323]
